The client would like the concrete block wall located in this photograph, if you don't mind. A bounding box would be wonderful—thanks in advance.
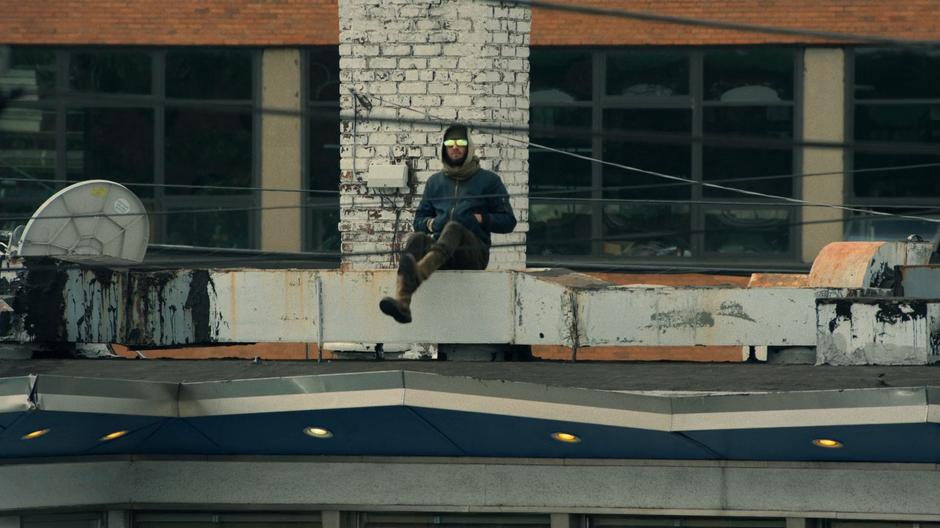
[338,0,529,270]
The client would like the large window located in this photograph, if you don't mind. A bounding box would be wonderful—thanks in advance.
[0,47,258,248]
[305,47,341,253]
[848,48,940,242]
[529,47,799,266]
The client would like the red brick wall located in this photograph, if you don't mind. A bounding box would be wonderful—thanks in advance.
[0,0,338,45]
[531,1,940,46]
[4,1,934,48]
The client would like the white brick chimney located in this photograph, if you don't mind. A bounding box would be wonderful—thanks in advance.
[338,0,530,270]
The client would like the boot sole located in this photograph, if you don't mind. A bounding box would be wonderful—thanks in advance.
[379,297,412,324]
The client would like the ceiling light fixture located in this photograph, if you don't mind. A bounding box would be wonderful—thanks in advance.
[812,438,843,448]
[303,426,333,439]
[551,431,581,443]
[21,428,50,440]
[100,430,129,442]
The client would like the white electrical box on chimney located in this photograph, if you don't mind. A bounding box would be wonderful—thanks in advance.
[367,164,409,188]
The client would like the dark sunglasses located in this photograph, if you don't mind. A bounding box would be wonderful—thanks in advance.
[443,139,468,147]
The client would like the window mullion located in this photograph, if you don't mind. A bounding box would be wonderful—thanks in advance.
[690,51,704,256]
[55,50,67,183]
[154,50,166,243]
[591,50,604,257]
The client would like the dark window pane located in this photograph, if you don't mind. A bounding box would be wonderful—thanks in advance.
[2,47,56,101]
[602,203,692,257]
[0,201,40,233]
[307,105,340,252]
[69,51,151,94]
[528,199,592,256]
[703,147,793,197]
[529,107,593,257]
[602,108,692,200]
[602,109,692,257]
[166,207,251,248]
[704,49,794,102]
[704,207,791,255]
[606,50,689,97]
[855,48,940,100]
[308,47,340,102]
[703,106,793,138]
[530,106,593,192]
[531,48,592,102]
[306,197,340,252]
[845,208,940,242]
[66,108,154,197]
[165,109,252,195]
[703,105,793,196]
[0,107,57,202]
[854,153,940,198]
[854,104,940,143]
[167,49,252,100]
[308,108,340,191]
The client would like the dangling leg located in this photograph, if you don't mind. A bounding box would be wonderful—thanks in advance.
[414,221,466,280]
[379,233,433,324]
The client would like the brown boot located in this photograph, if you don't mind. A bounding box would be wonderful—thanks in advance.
[379,253,420,324]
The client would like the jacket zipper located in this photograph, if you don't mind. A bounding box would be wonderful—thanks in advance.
[449,180,460,222]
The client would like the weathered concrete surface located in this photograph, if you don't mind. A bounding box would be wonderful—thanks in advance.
[7,458,940,519]
[0,267,907,351]
[817,298,940,365]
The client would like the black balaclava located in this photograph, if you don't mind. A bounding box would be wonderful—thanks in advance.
[442,124,469,167]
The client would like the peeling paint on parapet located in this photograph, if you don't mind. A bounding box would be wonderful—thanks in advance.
[14,258,68,342]
[649,310,715,331]
[184,270,214,344]
[875,302,924,325]
[817,298,939,365]
[127,271,199,346]
[717,301,756,323]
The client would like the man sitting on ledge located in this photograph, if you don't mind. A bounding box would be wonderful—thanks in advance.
[380,124,517,324]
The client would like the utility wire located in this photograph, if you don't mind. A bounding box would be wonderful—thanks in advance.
[5,159,940,202]
[360,90,940,225]
[4,207,937,272]
[10,90,940,157]
[4,195,940,225]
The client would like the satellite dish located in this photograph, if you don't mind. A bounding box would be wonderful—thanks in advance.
[13,180,149,265]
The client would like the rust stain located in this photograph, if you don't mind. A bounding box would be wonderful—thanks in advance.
[747,273,809,288]
[587,272,749,288]
[808,241,884,288]
[533,345,744,362]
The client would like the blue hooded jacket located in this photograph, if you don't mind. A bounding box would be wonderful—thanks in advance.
[412,127,517,246]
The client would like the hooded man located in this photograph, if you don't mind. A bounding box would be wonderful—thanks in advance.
[379,124,517,324]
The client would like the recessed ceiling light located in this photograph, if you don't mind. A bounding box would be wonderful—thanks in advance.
[303,426,333,439]
[100,430,129,442]
[813,438,843,448]
[21,428,50,440]
[551,431,581,443]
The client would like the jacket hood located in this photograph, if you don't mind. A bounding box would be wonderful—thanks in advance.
[440,124,479,176]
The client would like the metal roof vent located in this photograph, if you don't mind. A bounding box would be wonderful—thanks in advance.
[7,180,149,265]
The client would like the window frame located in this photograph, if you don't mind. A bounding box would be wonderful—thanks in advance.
[301,46,342,257]
[528,45,804,270]
[844,47,940,243]
[1,46,261,249]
